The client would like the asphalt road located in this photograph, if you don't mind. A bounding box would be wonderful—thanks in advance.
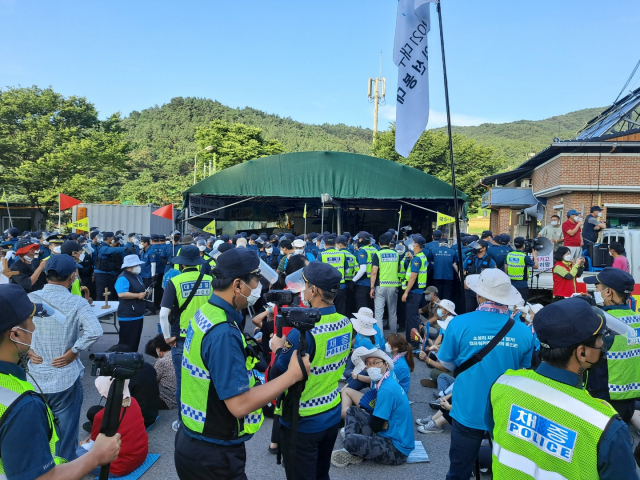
[77,313,640,479]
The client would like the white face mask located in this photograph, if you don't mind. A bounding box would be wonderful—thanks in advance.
[437,308,444,318]
[23,255,34,263]
[78,252,85,262]
[367,367,384,382]
[563,254,572,262]
[53,246,61,254]
[240,281,261,307]
[132,266,142,275]
[293,249,304,255]
[550,221,558,226]
[596,212,602,217]
[385,342,392,354]
[594,291,605,306]
[301,287,315,308]
[198,245,207,252]
[525,313,533,323]
[166,241,171,244]
[266,247,273,254]
[573,216,580,222]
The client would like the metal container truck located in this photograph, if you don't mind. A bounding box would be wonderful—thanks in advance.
[71,203,177,235]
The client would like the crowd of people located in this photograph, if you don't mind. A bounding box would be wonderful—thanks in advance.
[0,216,638,480]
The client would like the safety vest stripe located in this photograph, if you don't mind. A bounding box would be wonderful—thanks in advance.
[300,387,340,410]
[180,328,188,336]
[616,315,640,325]
[310,356,348,376]
[607,349,640,360]
[608,382,640,393]
[245,413,262,424]
[310,316,350,336]
[494,375,611,431]
[379,281,399,286]
[181,402,206,423]
[194,309,214,332]
[182,355,211,380]
[0,386,21,407]
[492,441,569,480]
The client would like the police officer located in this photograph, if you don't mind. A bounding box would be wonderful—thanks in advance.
[59,240,87,297]
[76,235,95,298]
[430,236,458,301]
[196,238,215,272]
[175,248,309,480]
[401,235,429,347]
[0,284,121,478]
[94,232,131,301]
[488,298,637,479]
[4,227,20,251]
[261,240,279,269]
[369,233,400,333]
[505,236,538,302]
[336,235,356,314]
[488,234,512,270]
[306,233,319,258]
[463,239,496,313]
[138,236,158,314]
[318,235,348,316]
[584,268,640,423]
[124,232,140,253]
[269,261,352,480]
[352,232,377,312]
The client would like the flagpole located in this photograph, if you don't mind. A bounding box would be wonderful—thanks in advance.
[437,0,465,294]
[3,189,13,228]
[397,204,402,234]
[304,203,307,236]
[58,192,62,233]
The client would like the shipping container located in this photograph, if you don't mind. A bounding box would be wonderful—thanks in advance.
[71,204,178,235]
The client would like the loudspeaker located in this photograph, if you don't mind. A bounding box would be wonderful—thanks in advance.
[591,243,610,268]
[533,236,553,256]
[524,202,544,222]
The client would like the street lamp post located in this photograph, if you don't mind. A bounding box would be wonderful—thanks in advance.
[193,145,214,185]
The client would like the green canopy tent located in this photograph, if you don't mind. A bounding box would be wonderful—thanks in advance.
[182,151,467,237]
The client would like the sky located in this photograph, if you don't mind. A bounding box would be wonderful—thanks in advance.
[1,0,639,130]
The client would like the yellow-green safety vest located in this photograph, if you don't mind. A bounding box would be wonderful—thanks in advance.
[319,248,346,284]
[375,248,400,287]
[170,269,213,337]
[70,278,82,297]
[399,256,408,289]
[605,308,640,400]
[506,251,527,281]
[491,369,616,480]
[276,312,352,419]
[0,373,66,476]
[362,245,377,278]
[405,251,428,289]
[181,303,264,440]
[341,249,356,282]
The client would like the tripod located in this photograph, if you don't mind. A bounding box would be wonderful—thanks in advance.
[98,378,126,480]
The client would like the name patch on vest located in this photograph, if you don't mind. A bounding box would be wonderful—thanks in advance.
[180,280,212,298]
[507,405,576,462]
[380,253,396,262]
[326,333,351,358]
[627,328,640,346]
[184,323,194,353]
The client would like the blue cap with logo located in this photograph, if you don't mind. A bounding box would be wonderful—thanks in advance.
[214,248,260,278]
[44,254,82,276]
[533,298,605,349]
[583,267,635,294]
[302,261,342,293]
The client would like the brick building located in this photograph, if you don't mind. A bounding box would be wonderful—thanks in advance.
[480,86,640,238]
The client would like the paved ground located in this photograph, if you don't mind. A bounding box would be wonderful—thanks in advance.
[78,313,640,479]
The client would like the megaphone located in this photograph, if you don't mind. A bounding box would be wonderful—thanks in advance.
[532,236,553,256]
[524,202,544,222]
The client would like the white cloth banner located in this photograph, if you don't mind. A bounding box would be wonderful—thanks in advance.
[394,0,434,158]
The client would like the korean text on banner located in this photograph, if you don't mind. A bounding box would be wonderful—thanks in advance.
[394,0,434,158]
[67,217,89,230]
[437,212,455,226]
[203,220,216,234]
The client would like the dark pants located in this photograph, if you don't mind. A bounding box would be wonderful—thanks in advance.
[154,278,163,311]
[95,272,117,301]
[271,415,280,444]
[464,289,478,313]
[171,338,185,420]
[446,419,486,480]
[143,277,156,313]
[354,284,373,312]
[279,421,340,480]
[405,292,425,349]
[334,288,347,317]
[118,318,144,352]
[515,285,529,302]
[175,427,247,480]
[435,279,453,301]
[397,289,406,330]
[344,282,354,315]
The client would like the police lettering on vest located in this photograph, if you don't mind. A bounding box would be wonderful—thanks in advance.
[319,248,346,283]
[170,270,213,337]
[506,251,527,281]
[375,248,400,287]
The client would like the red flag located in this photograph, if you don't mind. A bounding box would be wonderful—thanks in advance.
[59,193,82,210]
[152,204,173,220]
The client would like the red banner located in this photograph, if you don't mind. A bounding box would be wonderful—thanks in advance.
[152,204,173,220]
[59,193,82,210]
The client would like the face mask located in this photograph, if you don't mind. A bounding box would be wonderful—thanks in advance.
[240,281,261,307]
[293,249,304,255]
[550,221,558,226]
[563,254,572,262]
[596,212,602,217]
[166,241,171,244]
[11,326,34,351]
[53,246,61,254]
[302,287,315,308]
[198,245,207,252]
[42,241,50,246]
[367,367,384,382]
[33,252,39,259]
[266,247,273,254]
[525,313,533,323]
[437,308,444,318]
[133,239,140,246]
[23,255,33,263]
[385,343,392,354]
[132,266,142,275]
[424,294,432,302]
[593,290,605,306]
[78,252,85,262]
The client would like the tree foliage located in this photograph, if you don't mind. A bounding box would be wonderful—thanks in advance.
[0,86,130,219]
[372,126,503,210]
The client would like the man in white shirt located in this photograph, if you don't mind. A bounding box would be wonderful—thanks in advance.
[537,214,563,251]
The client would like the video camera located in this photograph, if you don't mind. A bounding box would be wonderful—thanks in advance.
[90,352,144,379]
[277,307,321,333]
[399,225,413,240]
[522,237,552,255]
[265,289,295,306]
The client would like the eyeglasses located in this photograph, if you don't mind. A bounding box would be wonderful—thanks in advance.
[364,359,385,367]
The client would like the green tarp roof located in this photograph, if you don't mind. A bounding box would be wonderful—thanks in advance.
[184,151,467,201]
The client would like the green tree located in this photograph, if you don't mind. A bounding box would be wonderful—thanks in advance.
[0,86,130,221]
[194,120,285,172]
[372,126,504,210]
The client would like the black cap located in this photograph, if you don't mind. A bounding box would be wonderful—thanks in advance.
[7,228,20,237]
[0,284,38,331]
[45,254,82,276]
[302,262,342,293]
[432,229,442,238]
[128,232,136,238]
[102,232,115,239]
[60,240,82,255]
[583,267,635,294]
[46,234,67,243]
[513,236,525,247]
[215,248,260,278]
[336,235,348,245]
[171,245,206,266]
[379,233,392,245]
[140,236,151,243]
[89,231,100,239]
[412,235,426,246]
[590,206,602,213]
[481,230,493,239]
[476,239,489,249]
[217,243,234,253]
[533,298,605,349]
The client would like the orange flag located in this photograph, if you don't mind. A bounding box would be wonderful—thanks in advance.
[152,204,173,220]
[59,193,82,210]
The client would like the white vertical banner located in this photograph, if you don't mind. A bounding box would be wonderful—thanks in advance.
[394,0,434,158]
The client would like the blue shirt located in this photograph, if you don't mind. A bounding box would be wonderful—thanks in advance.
[94,243,127,274]
[375,376,415,456]
[424,240,440,260]
[114,275,145,320]
[485,362,638,480]
[355,248,371,286]
[488,244,512,269]
[464,254,496,272]
[275,305,344,433]
[354,324,385,351]
[511,252,535,289]
[0,361,57,480]
[393,355,411,395]
[138,246,157,279]
[409,251,429,293]
[432,245,458,280]
[183,294,253,445]
[438,310,533,430]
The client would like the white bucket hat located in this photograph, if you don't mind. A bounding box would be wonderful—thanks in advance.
[466,269,523,306]
[292,239,306,248]
[436,299,457,330]
[350,307,377,336]
[351,346,394,375]
[121,254,145,269]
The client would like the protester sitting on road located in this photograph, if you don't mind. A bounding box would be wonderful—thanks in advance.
[552,246,585,299]
[78,377,148,477]
[419,299,457,387]
[416,393,452,434]
[145,334,177,410]
[418,286,440,340]
[333,347,414,467]
[344,307,385,391]
[385,332,413,395]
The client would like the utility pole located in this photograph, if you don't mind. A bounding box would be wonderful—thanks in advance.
[368,53,386,142]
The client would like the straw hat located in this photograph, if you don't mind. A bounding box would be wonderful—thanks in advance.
[466,269,523,306]
[350,307,377,336]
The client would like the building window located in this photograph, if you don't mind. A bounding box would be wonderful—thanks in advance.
[606,208,640,229]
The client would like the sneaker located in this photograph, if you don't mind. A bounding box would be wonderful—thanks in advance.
[420,379,437,388]
[331,449,364,467]
[433,391,441,399]
[415,417,431,426]
[429,399,442,410]
[417,420,444,433]
[340,427,345,440]
[172,420,181,432]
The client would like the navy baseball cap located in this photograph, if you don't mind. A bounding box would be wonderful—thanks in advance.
[501,234,511,245]
[215,248,260,278]
[476,239,489,249]
[590,206,602,213]
[583,267,635,294]
[60,240,82,255]
[379,233,392,245]
[567,209,579,217]
[432,229,443,238]
[412,235,426,246]
[250,234,258,241]
[45,254,82,276]
[513,236,525,247]
[89,231,100,239]
[269,234,277,241]
[102,231,115,239]
[0,284,41,331]
[481,230,493,239]
[533,298,605,349]
[284,233,295,241]
[140,236,151,243]
[356,231,370,240]
[336,235,348,245]
[302,261,342,293]
[220,234,230,242]
[171,245,206,266]
[8,228,20,237]
[150,234,160,241]
[343,232,351,239]
[217,243,234,253]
